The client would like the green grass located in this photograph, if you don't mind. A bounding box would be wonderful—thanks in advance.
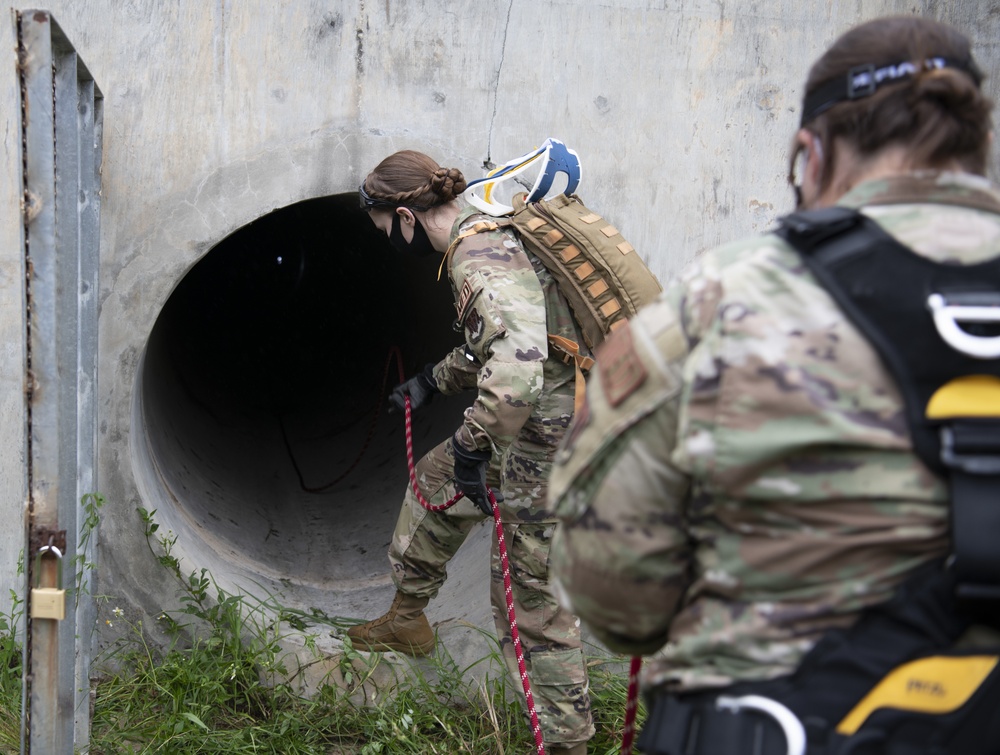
[0,589,24,754]
[0,506,644,754]
[80,571,643,753]
[85,618,642,754]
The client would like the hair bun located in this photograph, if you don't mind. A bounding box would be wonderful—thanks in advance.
[910,66,980,112]
[430,167,468,201]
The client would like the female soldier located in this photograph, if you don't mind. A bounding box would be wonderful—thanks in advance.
[350,150,593,754]
[549,16,999,755]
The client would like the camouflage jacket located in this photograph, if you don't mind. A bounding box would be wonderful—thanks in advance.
[432,206,584,465]
[548,172,1000,692]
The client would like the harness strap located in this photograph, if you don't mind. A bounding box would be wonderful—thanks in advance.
[951,464,1000,601]
[639,561,999,755]
[438,220,506,280]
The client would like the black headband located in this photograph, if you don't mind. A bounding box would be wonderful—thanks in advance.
[800,56,982,126]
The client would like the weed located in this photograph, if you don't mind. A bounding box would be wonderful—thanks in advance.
[73,492,105,605]
[0,555,25,754]
[3,504,644,753]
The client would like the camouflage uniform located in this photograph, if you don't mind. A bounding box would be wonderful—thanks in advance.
[388,205,595,747]
[548,172,1000,694]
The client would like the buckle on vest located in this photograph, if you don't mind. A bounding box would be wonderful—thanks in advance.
[940,425,1000,475]
[927,292,1000,360]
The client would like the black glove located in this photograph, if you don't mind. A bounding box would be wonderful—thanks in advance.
[452,436,495,516]
[388,363,439,414]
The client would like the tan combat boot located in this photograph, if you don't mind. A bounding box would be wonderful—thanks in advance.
[346,591,436,657]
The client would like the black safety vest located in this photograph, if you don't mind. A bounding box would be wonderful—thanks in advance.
[776,205,1000,604]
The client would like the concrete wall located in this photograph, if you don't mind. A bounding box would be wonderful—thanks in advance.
[2,0,999,674]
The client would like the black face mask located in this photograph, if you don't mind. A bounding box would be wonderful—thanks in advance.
[389,212,436,257]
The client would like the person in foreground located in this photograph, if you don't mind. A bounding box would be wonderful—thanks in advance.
[549,15,1000,755]
[348,150,594,753]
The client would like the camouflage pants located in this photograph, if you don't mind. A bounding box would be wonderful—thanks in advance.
[388,436,595,748]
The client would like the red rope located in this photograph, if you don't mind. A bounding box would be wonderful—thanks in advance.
[621,655,642,755]
[403,393,464,512]
[491,486,546,755]
[395,346,640,754]
[389,346,640,753]
[397,354,545,754]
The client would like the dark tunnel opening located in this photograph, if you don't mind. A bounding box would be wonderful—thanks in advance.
[139,193,469,589]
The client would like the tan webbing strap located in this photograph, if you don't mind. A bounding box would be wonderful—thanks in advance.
[548,334,594,415]
[439,221,501,280]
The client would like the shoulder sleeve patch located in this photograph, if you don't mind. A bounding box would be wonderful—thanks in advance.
[598,324,648,407]
[456,277,482,322]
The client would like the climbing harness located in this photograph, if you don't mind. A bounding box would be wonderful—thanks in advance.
[638,559,1000,755]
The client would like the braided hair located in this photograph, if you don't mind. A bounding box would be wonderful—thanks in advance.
[363,150,468,210]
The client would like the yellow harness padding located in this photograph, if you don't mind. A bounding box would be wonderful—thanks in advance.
[836,655,999,736]
[925,375,1000,419]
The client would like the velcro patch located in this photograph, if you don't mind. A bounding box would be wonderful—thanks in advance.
[588,279,609,297]
[598,325,647,407]
[600,298,622,317]
[560,244,581,263]
[543,228,564,247]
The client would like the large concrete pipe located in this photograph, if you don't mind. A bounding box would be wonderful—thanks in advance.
[129,193,499,671]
